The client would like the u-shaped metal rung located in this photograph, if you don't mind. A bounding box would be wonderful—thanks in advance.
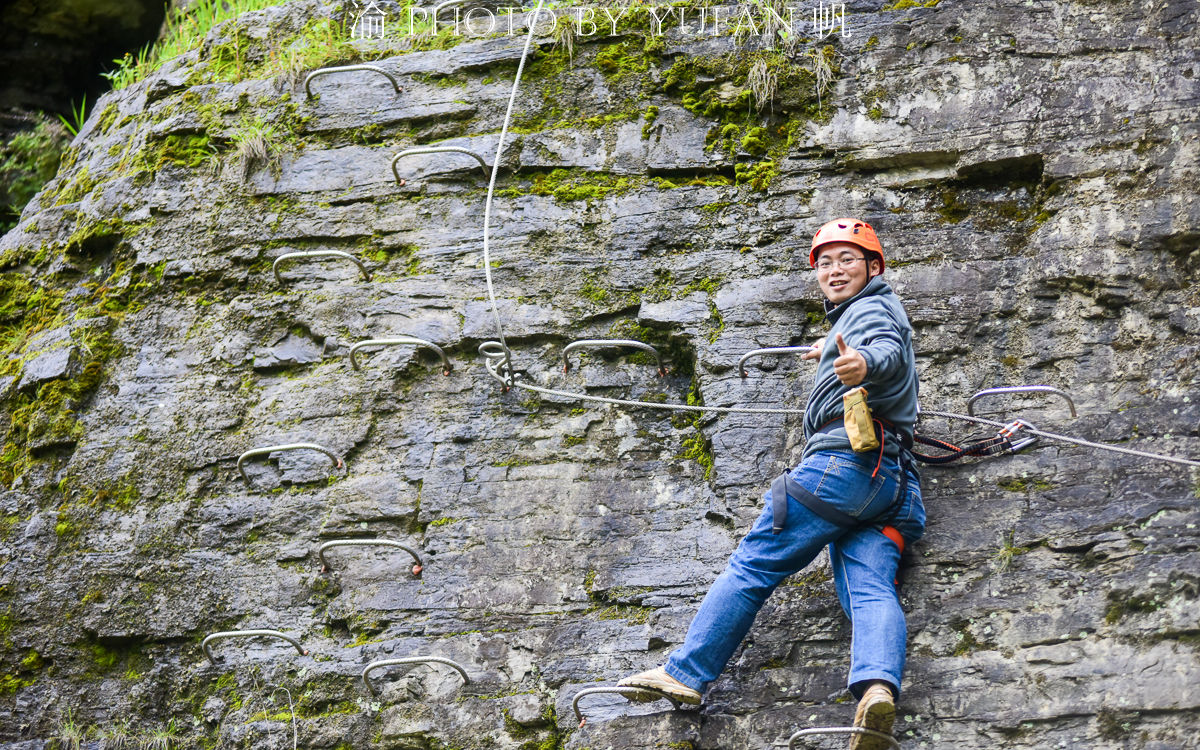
[273,250,371,284]
[362,657,470,697]
[304,65,402,99]
[201,630,309,664]
[237,443,344,483]
[571,686,683,727]
[479,340,514,389]
[737,346,816,378]
[562,340,667,376]
[350,337,452,375]
[318,539,424,576]
[787,726,901,749]
[966,385,1077,418]
[391,147,491,186]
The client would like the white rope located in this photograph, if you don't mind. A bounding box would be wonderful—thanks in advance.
[481,1,545,375]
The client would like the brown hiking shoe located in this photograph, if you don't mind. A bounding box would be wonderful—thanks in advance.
[849,683,896,750]
[616,666,702,705]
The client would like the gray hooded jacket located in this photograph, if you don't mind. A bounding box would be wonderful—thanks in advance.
[801,275,919,460]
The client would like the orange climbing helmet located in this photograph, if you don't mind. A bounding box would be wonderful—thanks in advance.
[809,218,886,271]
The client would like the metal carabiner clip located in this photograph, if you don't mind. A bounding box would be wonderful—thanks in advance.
[998,418,1038,453]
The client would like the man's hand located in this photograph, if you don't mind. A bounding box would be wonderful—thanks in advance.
[833,332,868,385]
[801,337,825,361]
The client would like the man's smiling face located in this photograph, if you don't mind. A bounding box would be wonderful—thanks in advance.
[815,241,881,305]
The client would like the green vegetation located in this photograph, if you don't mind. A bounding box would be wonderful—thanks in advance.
[56,95,88,137]
[102,0,292,89]
[497,168,640,202]
[678,378,714,480]
[0,259,158,488]
[997,477,1053,492]
[0,120,68,232]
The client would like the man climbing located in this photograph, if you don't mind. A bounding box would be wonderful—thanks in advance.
[619,218,925,750]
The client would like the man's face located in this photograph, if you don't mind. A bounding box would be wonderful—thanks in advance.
[815,242,880,305]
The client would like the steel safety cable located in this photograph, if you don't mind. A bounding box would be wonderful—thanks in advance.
[481,0,546,381]
[482,349,1200,466]
[920,409,1200,469]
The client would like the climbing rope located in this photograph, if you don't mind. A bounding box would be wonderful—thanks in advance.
[480,0,546,382]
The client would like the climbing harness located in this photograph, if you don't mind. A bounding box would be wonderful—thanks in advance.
[362,657,470,697]
[303,65,402,99]
[571,686,683,727]
[966,385,1076,418]
[786,726,901,749]
[237,443,344,483]
[273,250,371,284]
[561,339,667,376]
[318,539,424,577]
[390,146,491,186]
[350,337,452,375]
[738,346,815,378]
[201,630,308,663]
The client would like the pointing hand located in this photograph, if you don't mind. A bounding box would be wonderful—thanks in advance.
[832,333,868,386]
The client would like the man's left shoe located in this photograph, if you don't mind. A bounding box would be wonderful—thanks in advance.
[848,683,896,750]
[616,666,702,705]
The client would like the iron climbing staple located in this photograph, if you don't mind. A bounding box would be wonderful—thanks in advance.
[304,65,401,99]
[237,443,344,483]
[966,385,1077,418]
[350,337,452,375]
[273,250,371,284]
[317,539,424,577]
[361,657,470,697]
[737,346,816,378]
[571,686,684,727]
[390,146,491,186]
[561,339,667,376]
[201,630,308,663]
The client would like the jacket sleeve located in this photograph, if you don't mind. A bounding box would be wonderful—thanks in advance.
[842,300,906,383]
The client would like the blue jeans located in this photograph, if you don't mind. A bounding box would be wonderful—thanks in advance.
[664,449,925,698]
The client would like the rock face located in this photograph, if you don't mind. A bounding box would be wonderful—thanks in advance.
[0,1,1198,749]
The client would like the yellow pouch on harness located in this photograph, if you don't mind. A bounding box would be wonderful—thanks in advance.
[842,387,880,453]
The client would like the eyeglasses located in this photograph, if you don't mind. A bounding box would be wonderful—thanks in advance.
[815,256,866,271]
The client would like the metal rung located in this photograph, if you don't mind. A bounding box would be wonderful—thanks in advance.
[350,337,452,375]
[966,385,1077,418]
[273,250,371,284]
[391,146,491,186]
[318,539,424,577]
[202,630,308,663]
[478,341,514,390]
[237,443,344,483]
[571,686,683,727]
[362,657,470,697]
[787,726,901,749]
[304,65,402,99]
[562,339,667,376]
[738,346,816,378]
